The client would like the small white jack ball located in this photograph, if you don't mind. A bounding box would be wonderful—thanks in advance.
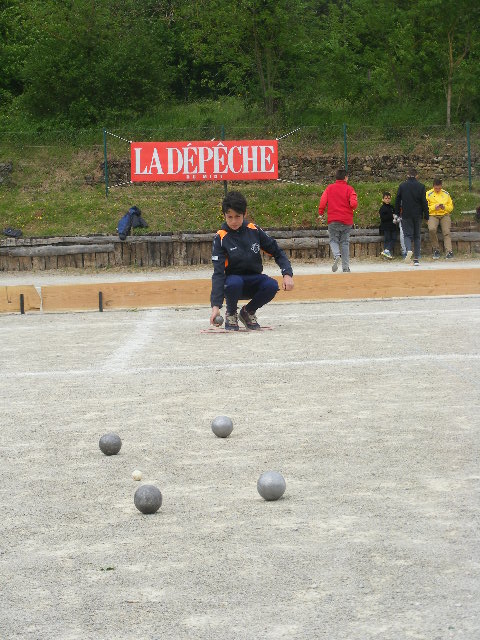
[132,469,143,481]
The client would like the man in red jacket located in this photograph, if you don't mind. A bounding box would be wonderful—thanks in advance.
[317,168,358,272]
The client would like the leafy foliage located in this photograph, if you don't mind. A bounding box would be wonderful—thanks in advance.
[0,0,479,128]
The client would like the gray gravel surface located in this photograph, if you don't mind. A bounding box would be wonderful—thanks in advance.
[1,294,479,639]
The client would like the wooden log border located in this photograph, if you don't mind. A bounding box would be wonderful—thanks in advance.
[26,268,480,313]
[1,229,479,272]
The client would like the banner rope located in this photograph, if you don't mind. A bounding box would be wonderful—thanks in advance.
[276,177,314,188]
[108,180,133,189]
[105,130,132,144]
[276,127,302,141]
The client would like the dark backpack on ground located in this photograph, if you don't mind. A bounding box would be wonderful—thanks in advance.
[130,206,148,230]
[117,206,148,241]
[3,227,23,238]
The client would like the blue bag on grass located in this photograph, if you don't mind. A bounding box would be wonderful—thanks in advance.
[117,212,132,241]
[117,206,148,241]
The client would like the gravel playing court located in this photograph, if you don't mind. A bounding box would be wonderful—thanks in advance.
[1,293,479,639]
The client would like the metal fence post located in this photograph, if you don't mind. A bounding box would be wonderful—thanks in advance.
[466,121,472,191]
[343,123,348,172]
[103,128,109,198]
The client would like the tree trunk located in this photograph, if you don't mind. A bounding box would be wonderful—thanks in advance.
[446,28,470,127]
[446,33,454,127]
[446,69,452,127]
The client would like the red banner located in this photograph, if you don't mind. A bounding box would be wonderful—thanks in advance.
[130,140,278,182]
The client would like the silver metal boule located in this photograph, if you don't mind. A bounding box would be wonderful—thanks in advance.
[99,432,122,456]
[257,470,286,501]
[134,484,162,514]
[211,415,233,438]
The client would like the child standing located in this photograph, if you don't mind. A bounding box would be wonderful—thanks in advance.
[379,191,397,259]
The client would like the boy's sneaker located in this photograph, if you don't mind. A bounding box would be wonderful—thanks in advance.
[343,267,351,272]
[225,312,239,331]
[404,250,413,262]
[381,249,393,260]
[239,306,261,330]
[413,259,420,266]
[332,255,341,272]
[445,251,454,259]
[433,249,441,260]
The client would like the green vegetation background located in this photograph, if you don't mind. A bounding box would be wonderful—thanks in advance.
[0,1,479,236]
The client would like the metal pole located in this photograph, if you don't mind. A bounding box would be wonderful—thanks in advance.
[103,128,109,198]
[221,124,228,197]
[466,121,472,191]
[343,123,348,172]
[20,293,25,315]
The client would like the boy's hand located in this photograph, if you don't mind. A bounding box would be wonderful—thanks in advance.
[317,214,325,225]
[210,306,221,325]
[282,275,294,291]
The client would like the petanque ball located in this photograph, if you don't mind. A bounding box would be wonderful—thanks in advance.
[99,432,122,456]
[211,415,233,438]
[134,484,162,514]
[257,471,286,501]
[213,315,224,326]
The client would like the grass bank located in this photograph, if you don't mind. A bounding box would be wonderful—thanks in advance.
[1,141,478,237]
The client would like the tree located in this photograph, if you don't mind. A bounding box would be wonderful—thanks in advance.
[406,0,480,125]
[170,0,322,117]
[2,0,479,127]
[0,0,31,105]
[442,6,479,125]
[19,0,176,125]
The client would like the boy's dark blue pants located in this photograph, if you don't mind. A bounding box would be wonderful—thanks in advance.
[224,274,279,314]
[383,228,397,253]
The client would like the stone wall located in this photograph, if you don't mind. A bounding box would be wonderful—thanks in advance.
[278,153,476,183]
[0,151,475,187]
[100,150,476,186]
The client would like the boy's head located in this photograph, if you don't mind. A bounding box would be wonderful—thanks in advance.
[222,191,247,231]
[382,191,392,203]
[335,168,348,181]
[433,178,442,193]
[222,191,247,215]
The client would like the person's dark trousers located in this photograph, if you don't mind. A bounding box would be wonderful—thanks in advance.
[401,217,422,259]
[224,274,279,314]
[383,228,397,254]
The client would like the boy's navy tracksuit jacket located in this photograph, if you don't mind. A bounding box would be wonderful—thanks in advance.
[210,220,293,308]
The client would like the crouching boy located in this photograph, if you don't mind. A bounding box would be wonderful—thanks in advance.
[210,191,294,330]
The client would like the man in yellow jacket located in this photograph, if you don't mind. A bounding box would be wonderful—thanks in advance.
[426,178,454,259]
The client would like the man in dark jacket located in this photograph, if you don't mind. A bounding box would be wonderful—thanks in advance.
[210,191,294,331]
[395,168,429,266]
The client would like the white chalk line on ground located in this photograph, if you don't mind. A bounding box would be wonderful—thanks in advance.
[101,310,162,372]
[277,307,480,320]
[3,353,479,380]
